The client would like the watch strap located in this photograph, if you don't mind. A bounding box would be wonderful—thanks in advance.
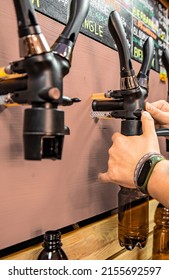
[134,152,165,194]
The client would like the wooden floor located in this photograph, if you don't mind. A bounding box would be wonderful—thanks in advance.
[1,199,158,260]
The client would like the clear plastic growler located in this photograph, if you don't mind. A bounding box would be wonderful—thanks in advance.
[118,187,149,250]
[152,203,169,260]
[37,230,68,260]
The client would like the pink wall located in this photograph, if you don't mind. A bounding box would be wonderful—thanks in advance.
[0,0,168,249]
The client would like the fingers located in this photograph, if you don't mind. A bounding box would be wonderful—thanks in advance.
[141,111,156,137]
[149,100,169,112]
[146,102,169,124]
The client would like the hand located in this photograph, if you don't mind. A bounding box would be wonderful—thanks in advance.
[146,100,169,129]
[99,111,160,188]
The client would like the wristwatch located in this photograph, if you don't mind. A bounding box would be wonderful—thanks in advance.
[134,153,165,194]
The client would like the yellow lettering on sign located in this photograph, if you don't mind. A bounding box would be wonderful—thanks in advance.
[32,0,40,8]
[133,7,153,29]
[133,46,143,60]
[83,20,103,38]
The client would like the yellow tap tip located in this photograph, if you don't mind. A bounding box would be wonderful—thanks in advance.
[91,93,110,100]
[0,67,8,78]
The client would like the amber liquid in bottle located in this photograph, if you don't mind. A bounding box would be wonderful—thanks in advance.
[118,187,149,250]
[152,203,169,260]
[37,230,68,260]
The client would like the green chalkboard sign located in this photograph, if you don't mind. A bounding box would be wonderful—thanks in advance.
[32,0,168,72]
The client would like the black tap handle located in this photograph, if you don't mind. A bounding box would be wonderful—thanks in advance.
[156,128,169,137]
[162,48,169,74]
[92,99,123,111]
[52,0,90,63]
[137,37,154,83]
[162,48,169,151]
[108,10,134,77]
[162,48,169,93]
[13,0,40,37]
[60,0,89,43]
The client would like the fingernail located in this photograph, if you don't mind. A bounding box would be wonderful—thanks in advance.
[142,111,153,120]
[143,111,150,116]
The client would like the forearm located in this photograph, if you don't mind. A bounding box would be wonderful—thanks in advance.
[147,160,169,208]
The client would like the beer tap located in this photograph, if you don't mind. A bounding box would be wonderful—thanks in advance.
[92,10,154,249]
[0,0,90,160]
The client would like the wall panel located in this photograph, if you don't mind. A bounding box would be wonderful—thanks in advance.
[0,0,168,250]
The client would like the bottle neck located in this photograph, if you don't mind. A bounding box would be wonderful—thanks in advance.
[43,230,63,251]
[155,204,169,226]
[43,240,62,251]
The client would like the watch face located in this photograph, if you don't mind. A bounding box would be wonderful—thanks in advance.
[137,159,153,187]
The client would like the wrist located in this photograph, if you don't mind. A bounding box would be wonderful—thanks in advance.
[134,152,165,194]
[147,159,169,198]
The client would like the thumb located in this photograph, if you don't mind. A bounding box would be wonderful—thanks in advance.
[141,111,156,137]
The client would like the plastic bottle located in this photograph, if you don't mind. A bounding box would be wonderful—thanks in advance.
[37,230,68,260]
[152,203,169,260]
[118,187,149,250]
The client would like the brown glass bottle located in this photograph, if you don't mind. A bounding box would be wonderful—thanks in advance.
[118,187,149,250]
[37,230,68,260]
[152,203,169,260]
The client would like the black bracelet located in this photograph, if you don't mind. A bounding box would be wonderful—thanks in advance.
[134,152,165,194]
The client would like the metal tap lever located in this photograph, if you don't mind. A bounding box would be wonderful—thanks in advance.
[108,11,135,79]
